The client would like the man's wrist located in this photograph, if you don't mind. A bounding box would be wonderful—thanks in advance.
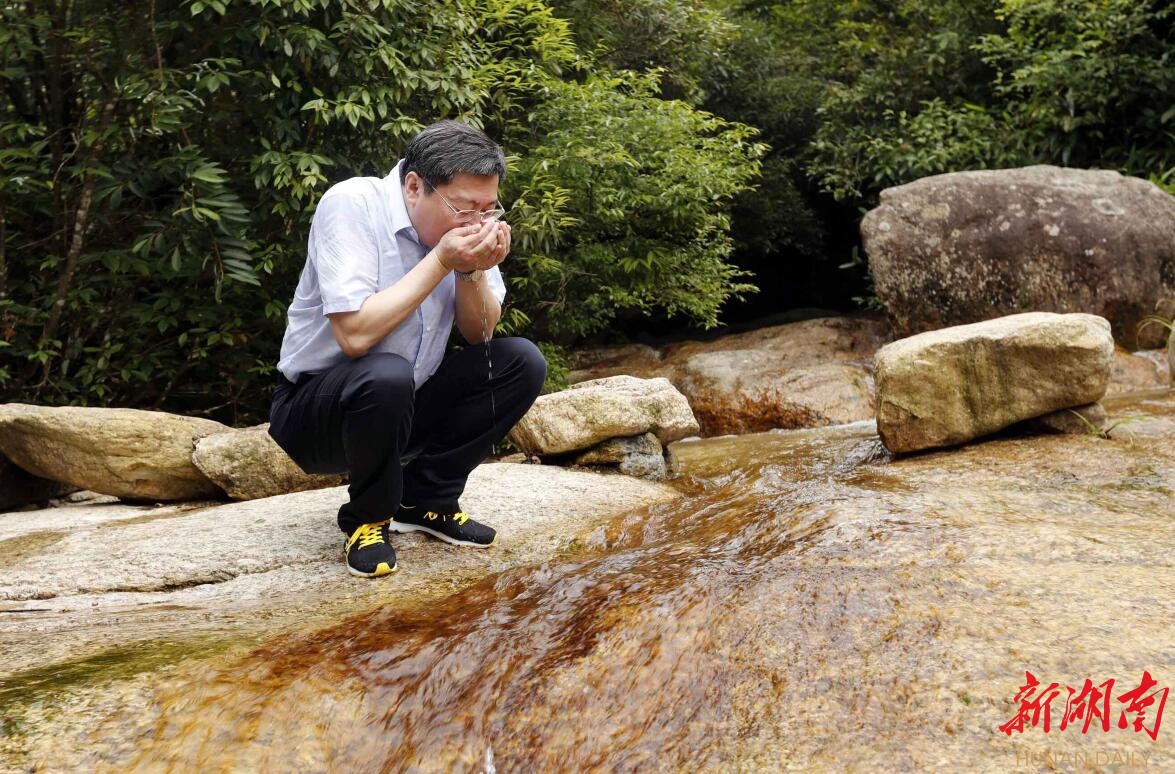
[432,250,455,273]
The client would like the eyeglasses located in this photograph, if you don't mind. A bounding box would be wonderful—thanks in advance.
[431,186,506,223]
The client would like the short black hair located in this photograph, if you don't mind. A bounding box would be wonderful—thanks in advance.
[400,120,506,190]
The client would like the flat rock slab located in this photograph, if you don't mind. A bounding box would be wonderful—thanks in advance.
[0,462,682,679]
[662,390,1175,772]
[0,497,207,544]
[0,463,679,602]
[0,403,227,501]
[13,391,1172,772]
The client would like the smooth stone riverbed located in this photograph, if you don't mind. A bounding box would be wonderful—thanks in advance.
[1,390,1171,771]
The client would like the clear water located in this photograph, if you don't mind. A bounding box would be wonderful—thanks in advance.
[11,391,1175,771]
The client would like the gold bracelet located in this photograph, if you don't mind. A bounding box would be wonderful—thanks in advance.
[433,251,455,272]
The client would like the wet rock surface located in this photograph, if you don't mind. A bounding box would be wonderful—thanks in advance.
[2,389,1170,771]
[0,463,680,673]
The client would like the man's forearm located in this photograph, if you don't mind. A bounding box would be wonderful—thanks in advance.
[337,250,450,356]
[454,275,502,344]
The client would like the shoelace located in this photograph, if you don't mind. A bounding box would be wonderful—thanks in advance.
[425,511,471,526]
[353,521,388,549]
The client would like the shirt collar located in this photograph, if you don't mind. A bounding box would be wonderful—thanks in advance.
[386,160,420,243]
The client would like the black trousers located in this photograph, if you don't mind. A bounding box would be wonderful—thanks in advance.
[267,337,546,536]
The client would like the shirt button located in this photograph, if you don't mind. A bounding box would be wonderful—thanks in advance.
[426,325,432,332]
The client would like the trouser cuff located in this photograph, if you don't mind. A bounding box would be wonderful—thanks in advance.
[397,500,461,515]
[337,505,388,535]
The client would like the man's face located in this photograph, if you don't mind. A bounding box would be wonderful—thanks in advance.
[403,170,500,248]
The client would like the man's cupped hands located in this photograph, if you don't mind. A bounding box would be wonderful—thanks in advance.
[436,220,511,274]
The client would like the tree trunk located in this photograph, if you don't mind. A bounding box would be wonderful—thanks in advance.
[0,203,10,351]
[32,96,117,396]
[0,203,7,302]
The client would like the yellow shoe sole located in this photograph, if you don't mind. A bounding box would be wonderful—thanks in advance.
[347,560,397,578]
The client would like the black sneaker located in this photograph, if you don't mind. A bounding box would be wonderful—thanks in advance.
[390,505,497,549]
[344,520,397,577]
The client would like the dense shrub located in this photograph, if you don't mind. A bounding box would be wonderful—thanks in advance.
[808,0,1175,200]
[0,0,762,422]
[5,0,1172,423]
[501,71,765,342]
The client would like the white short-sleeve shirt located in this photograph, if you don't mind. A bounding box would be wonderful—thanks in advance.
[276,160,507,389]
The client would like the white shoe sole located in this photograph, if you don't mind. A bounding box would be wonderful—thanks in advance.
[389,521,496,549]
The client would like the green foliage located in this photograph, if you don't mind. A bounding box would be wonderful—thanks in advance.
[0,0,569,417]
[548,0,738,104]
[811,99,1017,200]
[978,0,1174,168]
[695,0,1174,316]
[501,71,766,341]
[699,6,831,282]
[11,0,1170,422]
[0,0,761,423]
[808,0,1175,200]
[836,245,885,313]
[797,0,1003,200]
[534,340,569,394]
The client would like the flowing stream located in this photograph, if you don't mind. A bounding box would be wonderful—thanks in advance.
[5,390,1174,772]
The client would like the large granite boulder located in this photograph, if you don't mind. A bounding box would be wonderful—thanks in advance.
[192,424,346,501]
[569,316,891,436]
[509,375,698,456]
[861,166,1175,349]
[874,312,1115,453]
[0,404,228,501]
